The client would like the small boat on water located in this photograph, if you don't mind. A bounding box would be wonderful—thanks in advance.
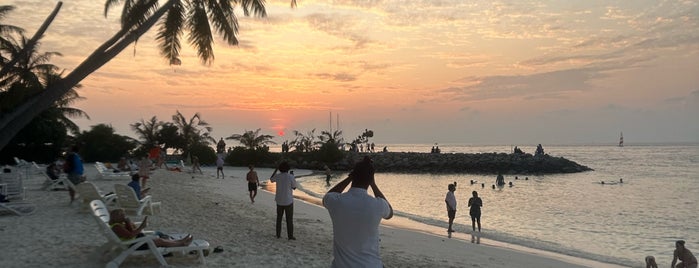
[619,132,624,147]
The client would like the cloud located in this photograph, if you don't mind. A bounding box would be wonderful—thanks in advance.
[313,72,357,82]
[444,67,602,101]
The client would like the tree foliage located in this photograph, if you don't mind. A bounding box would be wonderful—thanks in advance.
[74,123,137,162]
[226,128,276,150]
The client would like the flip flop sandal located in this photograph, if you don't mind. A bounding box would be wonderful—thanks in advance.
[213,246,224,253]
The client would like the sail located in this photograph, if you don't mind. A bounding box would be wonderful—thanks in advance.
[619,132,624,147]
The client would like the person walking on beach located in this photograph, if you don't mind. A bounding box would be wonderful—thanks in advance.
[191,156,203,175]
[323,156,394,267]
[468,191,483,232]
[246,164,260,203]
[672,240,697,268]
[216,156,224,179]
[324,165,332,186]
[63,145,85,203]
[270,161,297,240]
[445,182,457,233]
[138,155,152,187]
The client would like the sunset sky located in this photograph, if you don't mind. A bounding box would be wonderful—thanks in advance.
[6,0,699,146]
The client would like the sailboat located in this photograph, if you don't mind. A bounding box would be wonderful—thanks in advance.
[619,132,624,147]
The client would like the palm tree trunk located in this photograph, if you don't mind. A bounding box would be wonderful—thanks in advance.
[0,2,62,79]
[0,0,176,150]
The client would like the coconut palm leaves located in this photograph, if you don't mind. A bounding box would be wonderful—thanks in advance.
[105,0,269,65]
[0,0,296,150]
[130,116,163,148]
[226,128,276,150]
[172,110,214,157]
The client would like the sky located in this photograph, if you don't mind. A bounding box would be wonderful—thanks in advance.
[5,0,699,147]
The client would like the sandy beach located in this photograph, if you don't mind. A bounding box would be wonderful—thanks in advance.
[0,164,628,267]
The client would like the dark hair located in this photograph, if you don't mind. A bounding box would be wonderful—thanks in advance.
[278,161,290,172]
[677,240,685,246]
[472,191,478,197]
[131,173,140,182]
[350,156,374,187]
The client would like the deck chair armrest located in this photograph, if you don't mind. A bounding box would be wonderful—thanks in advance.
[139,195,152,203]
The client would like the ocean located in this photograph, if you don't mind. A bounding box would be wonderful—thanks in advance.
[293,143,699,267]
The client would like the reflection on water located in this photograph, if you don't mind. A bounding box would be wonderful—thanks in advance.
[295,144,699,266]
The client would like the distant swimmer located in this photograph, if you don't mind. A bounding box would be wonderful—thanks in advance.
[620,178,624,183]
[508,181,513,187]
[496,172,505,186]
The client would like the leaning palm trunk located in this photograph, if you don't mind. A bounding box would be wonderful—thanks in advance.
[0,0,176,150]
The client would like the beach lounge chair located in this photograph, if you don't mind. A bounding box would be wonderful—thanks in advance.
[76,182,116,209]
[0,201,36,216]
[114,184,160,216]
[89,200,209,268]
[95,162,131,180]
[0,169,25,200]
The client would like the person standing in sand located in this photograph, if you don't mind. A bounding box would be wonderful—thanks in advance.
[63,145,85,203]
[191,156,203,175]
[270,161,297,240]
[246,165,259,203]
[324,165,332,186]
[672,240,697,268]
[138,155,151,188]
[468,191,482,232]
[445,182,457,233]
[323,156,393,267]
[216,156,224,179]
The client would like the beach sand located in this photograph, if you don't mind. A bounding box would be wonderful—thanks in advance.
[0,165,628,267]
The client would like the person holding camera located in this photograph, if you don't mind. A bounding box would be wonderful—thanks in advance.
[323,156,393,268]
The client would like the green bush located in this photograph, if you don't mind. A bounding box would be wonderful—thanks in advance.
[225,146,278,166]
[190,143,217,165]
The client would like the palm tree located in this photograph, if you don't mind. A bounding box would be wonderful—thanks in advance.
[226,128,276,150]
[317,129,344,147]
[131,116,163,149]
[0,26,88,134]
[0,0,296,150]
[291,128,316,152]
[0,5,25,65]
[171,110,214,160]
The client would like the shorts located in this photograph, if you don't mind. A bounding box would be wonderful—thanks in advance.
[217,167,223,171]
[447,210,456,219]
[248,182,258,191]
[470,211,481,220]
[67,173,84,185]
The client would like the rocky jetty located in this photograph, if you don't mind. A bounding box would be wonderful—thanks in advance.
[282,152,593,175]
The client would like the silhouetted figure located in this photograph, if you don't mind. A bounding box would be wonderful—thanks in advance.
[468,191,482,232]
[671,240,697,268]
[216,138,226,154]
[445,182,457,233]
[535,144,545,156]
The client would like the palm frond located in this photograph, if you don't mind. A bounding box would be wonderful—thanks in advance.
[240,0,267,17]
[156,0,185,64]
[187,3,214,64]
[205,0,238,45]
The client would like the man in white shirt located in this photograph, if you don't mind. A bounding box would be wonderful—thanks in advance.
[323,156,393,268]
[445,182,457,233]
[270,161,297,240]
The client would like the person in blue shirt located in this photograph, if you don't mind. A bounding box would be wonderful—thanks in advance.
[64,145,85,203]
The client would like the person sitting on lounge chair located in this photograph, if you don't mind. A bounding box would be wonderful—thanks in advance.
[109,208,192,248]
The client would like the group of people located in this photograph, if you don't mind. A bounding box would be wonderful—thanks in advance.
[445,182,482,233]
[266,156,394,266]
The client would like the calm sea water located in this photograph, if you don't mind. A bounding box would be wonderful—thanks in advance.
[295,143,699,267]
